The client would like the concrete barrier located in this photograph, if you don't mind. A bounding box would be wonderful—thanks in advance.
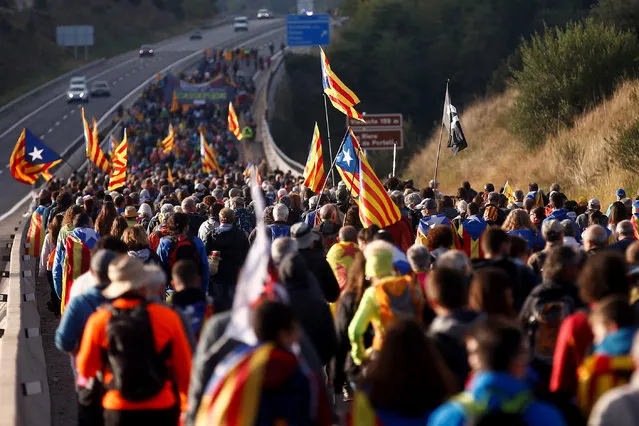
[256,51,305,175]
[0,222,50,426]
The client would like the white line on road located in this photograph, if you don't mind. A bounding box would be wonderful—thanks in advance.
[63,115,68,120]
[0,170,4,175]
[55,121,60,126]
[40,135,45,139]
[47,128,53,133]
[5,165,8,168]
[70,109,75,114]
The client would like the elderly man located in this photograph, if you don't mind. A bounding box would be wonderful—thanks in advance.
[582,225,609,256]
[609,220,637,254]
[268,203,291,241]
[182,196,205,239]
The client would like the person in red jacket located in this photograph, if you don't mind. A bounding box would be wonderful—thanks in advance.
[550,251,629,396]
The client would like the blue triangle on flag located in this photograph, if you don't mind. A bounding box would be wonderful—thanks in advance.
[23,129,61,165]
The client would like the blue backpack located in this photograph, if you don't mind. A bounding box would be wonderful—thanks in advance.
[268,223,290,241]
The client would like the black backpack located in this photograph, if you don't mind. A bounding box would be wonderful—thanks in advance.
[105,301,171,402]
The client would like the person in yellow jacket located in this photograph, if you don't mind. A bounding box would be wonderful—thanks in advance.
[348,240,424,366]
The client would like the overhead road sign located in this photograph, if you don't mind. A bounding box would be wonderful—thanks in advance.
[286,14,330,47]
[347,113,404,150]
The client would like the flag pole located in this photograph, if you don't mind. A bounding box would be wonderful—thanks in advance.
[392,139,397,177]
[322,94,336,187]
[312,130,349,222]
[434,79,450,185]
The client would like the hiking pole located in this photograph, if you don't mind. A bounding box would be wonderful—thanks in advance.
[392,139,397,177]
[312,131,349,222]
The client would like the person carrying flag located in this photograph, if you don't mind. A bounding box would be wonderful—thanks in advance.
[458,202,488,260]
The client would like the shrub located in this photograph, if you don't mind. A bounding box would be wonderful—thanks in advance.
[614,119,639,174]
[511,19,639,148]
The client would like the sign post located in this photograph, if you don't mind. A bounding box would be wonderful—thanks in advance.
[347,113,404,151]
[286,14,330,47]
[56,25,94,59]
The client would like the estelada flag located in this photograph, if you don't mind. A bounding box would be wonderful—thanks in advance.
[196,343,332,426]
[335,129,400,228]
[416,214,461,250]
[303,122,326,193]
[162,124,175,154]
[81,108,110,173]
[458,215,488,259]
[228,102,243,140]
[167,165,174,184]
[320,47,364,122]
[200,132,218,174]
[10,128,62,185]
[108,129,128,191]
[503,181,516,205]
[60,229,100,314]
[26,205,48,257]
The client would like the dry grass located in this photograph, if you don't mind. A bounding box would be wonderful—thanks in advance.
[406,80,639,206]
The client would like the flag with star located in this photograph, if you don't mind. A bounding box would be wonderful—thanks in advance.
[10,128,62,185]
[60,228,100,314]
[335,129,401,228]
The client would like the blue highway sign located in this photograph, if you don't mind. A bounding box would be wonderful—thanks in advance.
[286,14,331,47]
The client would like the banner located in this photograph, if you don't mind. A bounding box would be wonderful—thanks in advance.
[174,87,230,105]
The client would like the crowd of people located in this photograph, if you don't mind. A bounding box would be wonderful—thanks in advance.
[23,50,639,426]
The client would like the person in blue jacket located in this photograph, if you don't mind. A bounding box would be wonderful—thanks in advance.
[157,212,210,293]
[428,316,567,426]
[544,192,580,242]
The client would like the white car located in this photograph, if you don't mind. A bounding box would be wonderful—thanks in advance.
[257,9,272,19]
[233,16,249,32]
[69,76,87,86]
[67,83,89,103]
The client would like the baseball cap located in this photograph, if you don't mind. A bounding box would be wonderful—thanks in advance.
[617,188,626,198]
[588,198,601,209]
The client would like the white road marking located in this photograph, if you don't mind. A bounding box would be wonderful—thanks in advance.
[40,135,45,139]
[47,128,53,133]
[5,165,9,168]
[63,115,68,120]
[55,121,60,126]
[70,109,75,114]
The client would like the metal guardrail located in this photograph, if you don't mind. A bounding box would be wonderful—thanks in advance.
[0,59,106,115]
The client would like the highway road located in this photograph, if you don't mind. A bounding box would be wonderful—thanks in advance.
[0,18,286,220]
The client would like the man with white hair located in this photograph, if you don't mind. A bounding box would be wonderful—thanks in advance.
[268,203,291,241]
[609,220,637,254]
[436,250,472,276]
[583,225,609,256]
[147,202,174,234]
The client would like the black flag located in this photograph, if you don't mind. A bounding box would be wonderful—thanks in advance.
[442,88,468,156]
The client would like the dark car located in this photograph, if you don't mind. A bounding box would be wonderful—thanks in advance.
[190,31,203,40]
[90,81,110,97]
[139,45,154,57]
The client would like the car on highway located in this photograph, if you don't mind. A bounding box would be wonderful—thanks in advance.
[67,83,89,103]
[69,76,87,86]
[190,30,203,40]
[139,45,154,57]
[90,81,110,97]
[233,16,249,32]
[257,9,272,19]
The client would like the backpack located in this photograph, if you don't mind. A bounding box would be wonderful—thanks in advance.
[235,210,254,236]
[104,301,171,402]
[454,390,532,426]
[167,236,201,273]
[527,295,575,364]
[374,277,424,333]
[577,353,635,416]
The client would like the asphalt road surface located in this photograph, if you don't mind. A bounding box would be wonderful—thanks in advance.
[0,18,286,220]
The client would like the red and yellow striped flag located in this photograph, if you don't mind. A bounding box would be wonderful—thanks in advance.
[162,124,175,154]
[228,102,243,140]
[170,91,179,113]
[320,47,364,122]
[303,122,326,193]
[61,232,98,314]
[10,128,61,185]
[81,108,110,173]
[26,206,47,257]
[335,129,400,228]
[200,132,220,175]
[108,129,128,191]
[167,165,174,184]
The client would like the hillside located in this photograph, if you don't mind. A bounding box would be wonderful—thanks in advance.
[0,0,218,103]
[406,80,639,206]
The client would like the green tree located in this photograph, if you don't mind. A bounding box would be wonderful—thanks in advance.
[511,19,639,147]
[592,0,639,34]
